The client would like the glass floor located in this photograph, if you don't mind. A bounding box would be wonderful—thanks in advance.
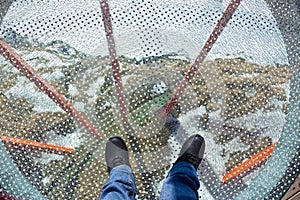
[0,0,299,199]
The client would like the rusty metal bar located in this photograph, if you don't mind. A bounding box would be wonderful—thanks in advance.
[164,0,242,114]
[222,142,278,183]
[100,0,131,130]
[1,135,74,155]
[0,40,105,140]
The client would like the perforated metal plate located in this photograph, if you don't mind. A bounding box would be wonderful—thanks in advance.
[0,0,299,199]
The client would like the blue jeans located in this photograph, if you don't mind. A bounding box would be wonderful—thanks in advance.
[99,162,200,200]
[99,165,136,200]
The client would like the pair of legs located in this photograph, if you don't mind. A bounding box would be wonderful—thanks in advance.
[99,134,205,200]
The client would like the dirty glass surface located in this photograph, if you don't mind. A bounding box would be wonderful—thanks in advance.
[0,0,299,199]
